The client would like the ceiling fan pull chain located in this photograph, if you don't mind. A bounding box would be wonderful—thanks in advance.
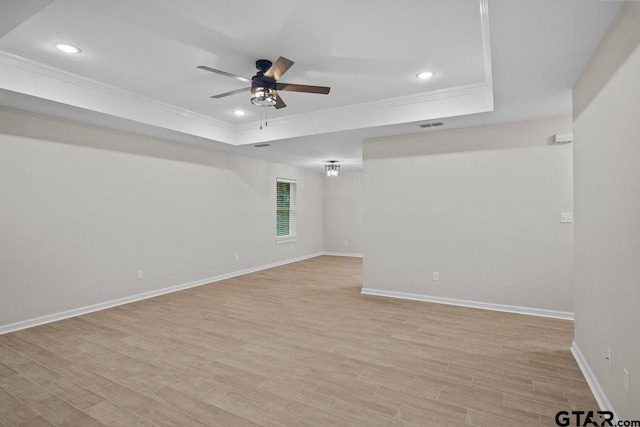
[265,109,268,127]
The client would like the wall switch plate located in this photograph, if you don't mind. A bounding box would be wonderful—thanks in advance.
[560,212,574,223]
[554,133,573,144]
[433,272,439,281]
[137,270,143,280]
[623,368,630,394]
[606,348,612,370]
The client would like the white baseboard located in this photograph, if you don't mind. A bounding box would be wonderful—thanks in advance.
[360,288,574,320]
[571,341,617,417]
[0,252,323,335]
[322,252,363,258]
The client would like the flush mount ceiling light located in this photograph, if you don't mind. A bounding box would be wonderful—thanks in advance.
[54,43,81,54]
[325,161,340,177]
[416,71,435,80]
[233,109,246,116]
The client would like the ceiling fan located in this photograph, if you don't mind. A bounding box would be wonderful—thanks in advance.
[197,56,330,109]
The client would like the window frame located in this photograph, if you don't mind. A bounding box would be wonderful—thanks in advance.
[276,177,298,244]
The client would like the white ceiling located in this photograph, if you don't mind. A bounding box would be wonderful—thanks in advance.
[0,0,622,172]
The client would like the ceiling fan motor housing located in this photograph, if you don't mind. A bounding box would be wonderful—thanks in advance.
[252,59,276,90]
[252,75,276,90]
[255,59,272,73]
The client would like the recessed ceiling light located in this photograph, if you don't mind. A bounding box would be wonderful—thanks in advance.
[416,71,435,80]
[54,43,81,54]
[233,110,246,116]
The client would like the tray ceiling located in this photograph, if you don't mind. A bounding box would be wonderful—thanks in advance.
[0,0,624,171]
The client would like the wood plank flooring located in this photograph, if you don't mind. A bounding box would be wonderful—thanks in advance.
[0,256,599,426]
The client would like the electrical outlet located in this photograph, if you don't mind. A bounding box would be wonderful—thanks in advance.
[235,254,239,261]
[344,240,348,246]
[433,272,439,281]
[560,212,574,223]
[623,369,630,394]
[137,270,143,280]
[606,348,612,370]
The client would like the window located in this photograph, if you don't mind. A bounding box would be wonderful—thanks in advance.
[276,178,297,243]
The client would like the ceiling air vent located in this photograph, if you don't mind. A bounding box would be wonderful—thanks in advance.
[420,122,444,128]
[254,143,271,148]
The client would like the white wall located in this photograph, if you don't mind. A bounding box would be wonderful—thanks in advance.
[573,2,640,418]
[0,106,323,329]
[362,116,574,314]
[323,170,363,256]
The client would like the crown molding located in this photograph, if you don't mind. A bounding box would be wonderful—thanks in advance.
[235,82,492,134]
[235,83,493,144]
[0,51,237,143]
[236,0,493,135]
[479,0,493,86]
[234,0,493,144]
[0,1,493,146]
[0,51,234,132]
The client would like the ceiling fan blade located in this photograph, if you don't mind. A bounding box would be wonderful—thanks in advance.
[264,56,294,81]
[210,87,251,98]
[197,65,251,83]
[276,83,331,94]
[274,93,287,109]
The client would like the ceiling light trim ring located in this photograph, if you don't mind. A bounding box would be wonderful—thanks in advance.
[416,71,435,80]
[54,43,81,54]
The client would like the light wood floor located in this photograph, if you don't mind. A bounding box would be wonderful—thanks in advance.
[1,256,599,426]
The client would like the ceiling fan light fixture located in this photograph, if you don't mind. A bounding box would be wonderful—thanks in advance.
[251,87,277,107]
[325,161,340,177]
[416,71,435,80]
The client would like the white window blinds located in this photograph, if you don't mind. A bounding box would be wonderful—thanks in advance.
[276,178,297,241]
